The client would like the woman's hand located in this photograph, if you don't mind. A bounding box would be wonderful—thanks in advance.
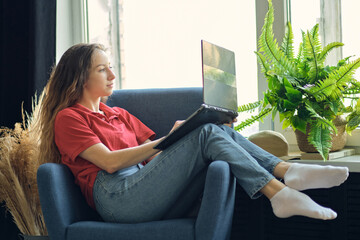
[223,118,237,127]
[169,120,185,133]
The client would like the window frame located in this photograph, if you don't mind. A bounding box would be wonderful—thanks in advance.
[255,0,286,131]
[56,0,88,63]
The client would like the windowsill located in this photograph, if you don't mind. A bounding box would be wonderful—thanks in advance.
[288,154,360,173]
[273,126,360,173]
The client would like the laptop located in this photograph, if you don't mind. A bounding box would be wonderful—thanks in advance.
[154,40,238,150]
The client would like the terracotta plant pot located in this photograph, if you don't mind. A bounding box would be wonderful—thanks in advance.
[295,116,347,153]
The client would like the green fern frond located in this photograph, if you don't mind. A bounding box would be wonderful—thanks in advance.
[237,101,262,113]
[346,98,360,134]
[296,30,306,62]
[354,97,360,113]
[234,108,272,132]
[349,79,360,87]
[258,0,297,76]
[310,24,320,40]
[309,78,338,101]
[284,75,302,87]
[337,55,353,67]
[305,102,337,133]
[281,22,295,60]
[309,58,360,100]
[319,42,344,61]
[333,58,360,86]
[343,88,360,95]
[303,25,322,83]
[324,58,360,99]
[346,80,360,94]
[346,112,360,134]
[255,51,270,76]
[307,123,332,160]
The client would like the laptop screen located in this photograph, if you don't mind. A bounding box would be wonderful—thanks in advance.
[201,40,237,112]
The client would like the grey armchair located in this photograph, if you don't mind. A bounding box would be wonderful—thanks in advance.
[37,88,236,240]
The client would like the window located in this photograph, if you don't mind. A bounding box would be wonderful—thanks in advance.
[289,0,342,65]
[289,0,360,71]
[67,1,360,139]
[86,0,259,135]
[289,0,320,52]
[122,1,257,90]
[342,0,360,80]
[87,0,124,89]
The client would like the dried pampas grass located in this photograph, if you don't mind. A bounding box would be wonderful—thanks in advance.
[0,92,47,236]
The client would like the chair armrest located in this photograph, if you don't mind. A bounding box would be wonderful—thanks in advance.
[37,163,101,240]
[195,161,236,240]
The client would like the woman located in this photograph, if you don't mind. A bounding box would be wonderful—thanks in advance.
[38,43,349,223]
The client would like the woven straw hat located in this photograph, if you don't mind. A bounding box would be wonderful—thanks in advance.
[248,130,298,161]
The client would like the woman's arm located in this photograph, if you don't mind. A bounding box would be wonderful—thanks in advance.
[79,120,184,174]
[79,137,164,174]
[223,118,237,127]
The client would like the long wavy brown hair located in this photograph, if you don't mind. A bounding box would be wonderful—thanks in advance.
[37,43,106,164]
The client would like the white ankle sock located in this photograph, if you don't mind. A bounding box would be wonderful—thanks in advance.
[284,163,349,191]
[270,187,337,220]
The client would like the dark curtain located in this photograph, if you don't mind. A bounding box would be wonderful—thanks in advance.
[0,0,56,127]
[0,0,56,238]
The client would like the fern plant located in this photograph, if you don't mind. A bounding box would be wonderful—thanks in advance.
[237,0,360,160]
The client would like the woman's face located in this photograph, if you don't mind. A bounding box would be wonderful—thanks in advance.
[83,49,116,98]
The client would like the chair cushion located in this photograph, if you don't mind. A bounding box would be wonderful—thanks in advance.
[67,219,195,240]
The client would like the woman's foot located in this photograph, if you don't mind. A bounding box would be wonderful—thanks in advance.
[283,163,349,191]
[270,187,337,220]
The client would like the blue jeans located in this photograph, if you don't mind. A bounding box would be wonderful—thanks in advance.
[93,124,282,223]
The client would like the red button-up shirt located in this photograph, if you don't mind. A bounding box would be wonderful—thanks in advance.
[54,102,155,208]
